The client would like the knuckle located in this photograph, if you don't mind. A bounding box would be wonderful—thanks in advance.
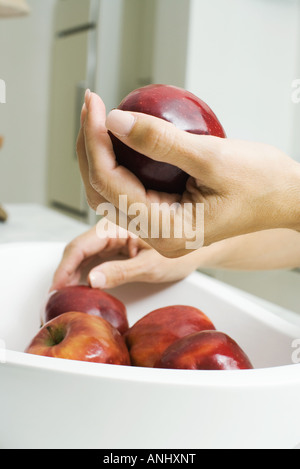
[147,125,175,161]
[63,239,84,262]
[86,192,99,211]
[64,240,79,254]
[112,263,127,284]
[75,136,81,155]
[89,175,101,192]
[76,132,84,157]
[133,120,176,162]
[89,173,107,197]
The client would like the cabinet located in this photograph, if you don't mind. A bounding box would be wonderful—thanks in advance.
[47,0,156,222]
[47,0,99,219]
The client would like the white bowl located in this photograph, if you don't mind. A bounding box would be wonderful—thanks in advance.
[0,242,300,449]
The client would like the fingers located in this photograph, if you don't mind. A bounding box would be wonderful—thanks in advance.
[79,91,227,257]
[105,108,224,180]
[83,92,150,212]
[50,221,142,291]
[88,240,158,289]
[50,226,109,291]
[82,92,226,218]
[77,102,106,209]
[88,241,198,290]
[88,254,146,289]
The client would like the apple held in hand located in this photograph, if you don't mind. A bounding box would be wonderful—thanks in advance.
[110,84,226,194]
[43,285,128,335]
[25,311,131,365]
[124,305,216,368]
[155,330,253,370]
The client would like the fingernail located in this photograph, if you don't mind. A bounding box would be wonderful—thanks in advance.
[106,109,136,137]
[85,89,91,107]
[80,102,87,127]
[131,246,138,257]
[89,271,106,289]
[129,244,138,258]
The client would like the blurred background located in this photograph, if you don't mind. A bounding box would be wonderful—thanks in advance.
[1,0,300,215]
[0,0,300,315]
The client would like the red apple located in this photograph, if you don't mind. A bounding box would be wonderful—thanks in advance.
[124,305,216,368]
[43,285,128,335]
[25,311,131,365]
[110,84,226,194]
[155,330,253,370]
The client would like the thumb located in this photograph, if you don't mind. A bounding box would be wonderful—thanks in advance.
[88,257,144,290]
[105,109,221,178]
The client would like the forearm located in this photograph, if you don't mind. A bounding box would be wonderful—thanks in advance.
[277,161,300,233]
[195,229,300,271]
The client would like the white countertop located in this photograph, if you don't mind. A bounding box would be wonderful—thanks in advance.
[0,203,90,244]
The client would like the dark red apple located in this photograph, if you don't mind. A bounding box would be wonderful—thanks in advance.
[43,285,128,335]
[124,305,216,368]
[25,311,131,365]
[155,330,253,370]
[110,84,226,193]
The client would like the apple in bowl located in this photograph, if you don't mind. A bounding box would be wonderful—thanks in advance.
[155,330,254,370]
[43,285,129,335]
[25,311,131,365]
[124,305,216,367]
[110,84,226,194]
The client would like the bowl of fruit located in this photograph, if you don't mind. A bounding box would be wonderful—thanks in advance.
[0,241,300,449]
[1,85,300,449]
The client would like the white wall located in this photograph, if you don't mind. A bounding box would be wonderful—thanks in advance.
[0,0,56,203]
[94,0,124,113]
[153,0,191,88]
[292,5,300,162]
[95,0,156,112]
[1,0,299,205]
[153,0,300,160]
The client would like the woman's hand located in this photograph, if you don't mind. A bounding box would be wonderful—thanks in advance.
[50,223,300,293]
[50,224,199,292]
[78,90,300,258]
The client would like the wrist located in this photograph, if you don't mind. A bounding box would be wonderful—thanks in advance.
[280,161,300,232]
[192,242,227,270]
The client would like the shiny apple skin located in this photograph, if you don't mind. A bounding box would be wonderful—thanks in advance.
[25,311,131,365]
[124,305,216,368]
[44,285,129,335]
[110,84,226,194]
[155,330,254,370]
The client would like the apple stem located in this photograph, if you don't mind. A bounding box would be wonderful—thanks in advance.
[47,326,55,343]
[46,326,65,346]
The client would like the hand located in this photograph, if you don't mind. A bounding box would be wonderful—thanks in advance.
[50,224,198,292]
[78,90,300,258]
